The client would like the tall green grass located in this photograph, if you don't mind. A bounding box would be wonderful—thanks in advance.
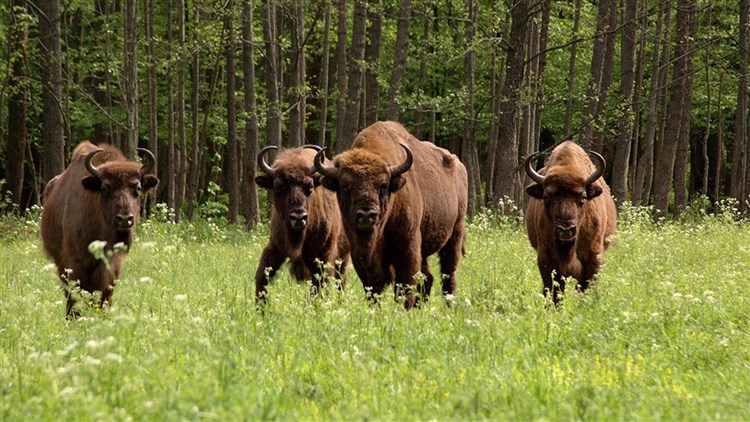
[1,204,748,420]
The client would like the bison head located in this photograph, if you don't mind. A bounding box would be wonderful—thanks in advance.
[82,148,159,236]
[524,150,605,245]
[255,145,321,232]
[314,145,412,233]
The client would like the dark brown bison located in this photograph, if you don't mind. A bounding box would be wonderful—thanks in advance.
[314,121,468,309]
[41,141,159,316]
[254,145,350,301]
[524,141,617,304]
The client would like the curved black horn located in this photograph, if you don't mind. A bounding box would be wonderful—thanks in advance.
[524,152,545,185]
[585,151,606,186]
[302,145,323,174]
[85,149,104,179]
[313,148,339,179]
[388,144,413,177]
[257,145,278,177]
[137,148,156,174]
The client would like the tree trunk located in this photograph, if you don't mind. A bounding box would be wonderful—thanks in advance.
[123,0,138,159]
[364,0,382,125]
[492,0,530,206]
[263,0,282,148]
[611,0,637,208]
[653,0,697,221]
[288,0,305,147]
[334,0,348,150]
[225,0,239,223]
[165,0,176,211]
[317,2,332,148]
[385,0,411,121]
[563,0,582,138]
[7,0,28,211]
[735,0,750,210]
[186,4,202,221]
[145,0,158,209]
[461,0,478,216]
[242,0,261,228]
[38,0,65,182]
[174,0,187,221]
[338,1,367,152]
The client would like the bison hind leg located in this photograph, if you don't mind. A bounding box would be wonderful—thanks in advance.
[418,259,434,300]
[438,224,465,298]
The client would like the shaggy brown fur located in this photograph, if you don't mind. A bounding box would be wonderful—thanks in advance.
[254,146,350,301]
[316,121,468,309]
[41,141,159,317]
[525,141,617,304]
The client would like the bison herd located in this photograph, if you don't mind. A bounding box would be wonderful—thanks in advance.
[40,121,617,317]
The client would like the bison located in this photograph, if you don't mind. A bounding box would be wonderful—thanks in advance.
[314,121,468,309]
[41,141,159,317]
[524,141,617,304]
[254,145,350,301]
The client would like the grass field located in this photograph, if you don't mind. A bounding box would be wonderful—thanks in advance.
[1,204,749,420]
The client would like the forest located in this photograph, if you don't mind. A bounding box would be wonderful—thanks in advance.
[0,0,748,225]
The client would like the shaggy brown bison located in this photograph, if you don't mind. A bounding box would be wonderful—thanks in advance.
[254,145,350,301]
[315,121,468,309]
[41,141,159,316]
[524,141,617,304]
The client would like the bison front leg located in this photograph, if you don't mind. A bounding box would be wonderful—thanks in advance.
[418,258,434,300]
[255,244,286,302]
[538,256,564,306]
[393,251,422,310]
[438,222,464,298]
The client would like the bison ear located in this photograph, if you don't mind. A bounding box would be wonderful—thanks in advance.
[82,175,102,192]
[320,176,339,192]
[255,175,273,189]
[586,183,603,200]
[142,174,160,191]
[389,176,406,192]
[525,183,544,199]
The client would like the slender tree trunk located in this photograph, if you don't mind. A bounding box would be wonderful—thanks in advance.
[563,0,582,138]
[317,2,332,147]
[338,1,367,152]
[263,0,282,148]
[123,0,138,158]
[364,0,382,125]
[174,0,187,221]
[531,0,550,154]
[334,0,348,150]
[736,0,750,210]
[461,0,478,216]
[385,0,411,121]
[653,0,697,221]
[242,0,261,228]
[225,0,239,223]
[713,72,724,211]
[38,0,65,182]
[492,0,530,206]
[7,0,28,210]
[701,49,711,199]
[166,0,176,211]
[187,4,202,221]
[145,0,158,209]
[288,0,305,147]
[611,0,637,208]
[629,0,648,200]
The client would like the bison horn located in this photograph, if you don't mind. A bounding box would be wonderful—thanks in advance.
[524,152,545,185]
[257,145,278,177]
[137,148,156,174]
[585,151,606,186]
[388,144,413,177]
[84,148,104,179]
[314,148,339,179]
[302,145,322,174]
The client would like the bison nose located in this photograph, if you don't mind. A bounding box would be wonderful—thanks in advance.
[555,223,577,242]
[355,208,378,230]
[289,211,308,230]
[115,214,135,230]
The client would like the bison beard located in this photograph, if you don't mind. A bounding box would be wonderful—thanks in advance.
[253,145,350,302]
[524,141,617,305]
[315,121,468,309]
[40,141,159,317]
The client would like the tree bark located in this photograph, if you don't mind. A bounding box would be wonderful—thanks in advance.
[38,0,65,182]
[462,0,478,216]
[317,2,332,148]
[225,0,239,223]
[563,0,582,138]
[7,0,28,210]
[263,0,282,147]
[242,0,261,228]
[174,0,187,221]
[492,0,530,206]
[611,0,637,208]
[338,0,367,153]
[653,0,697,221]
[384,0,411,121]
[288,0,305,147]
[334,0,348,150]
[364,0,382,125]
[186,3,202,221]
[123,0,138,159]
[735,0,750,210]
[145,0,158,209]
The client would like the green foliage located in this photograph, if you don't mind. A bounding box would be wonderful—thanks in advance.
[1,212,749,420]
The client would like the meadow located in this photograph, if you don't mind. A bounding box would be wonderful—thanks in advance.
[1,203,749,421]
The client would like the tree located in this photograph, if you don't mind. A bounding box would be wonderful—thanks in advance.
[288,0,306,147]
[37,0,65,183]
[225,0,239,224]
[733,0,749,209]
[384,0,411,122]
[7,0,29,211]
[242,0,261,228]
[364,0,382,125]
[145,0,158,209]
[334,0,347,150]
[462,0,478,216]
[653,0,698,221]
[262,0,282,148]
[338,0,367,152]
[317,1,332,147]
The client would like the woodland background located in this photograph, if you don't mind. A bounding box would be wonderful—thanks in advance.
[0,0,748,226]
